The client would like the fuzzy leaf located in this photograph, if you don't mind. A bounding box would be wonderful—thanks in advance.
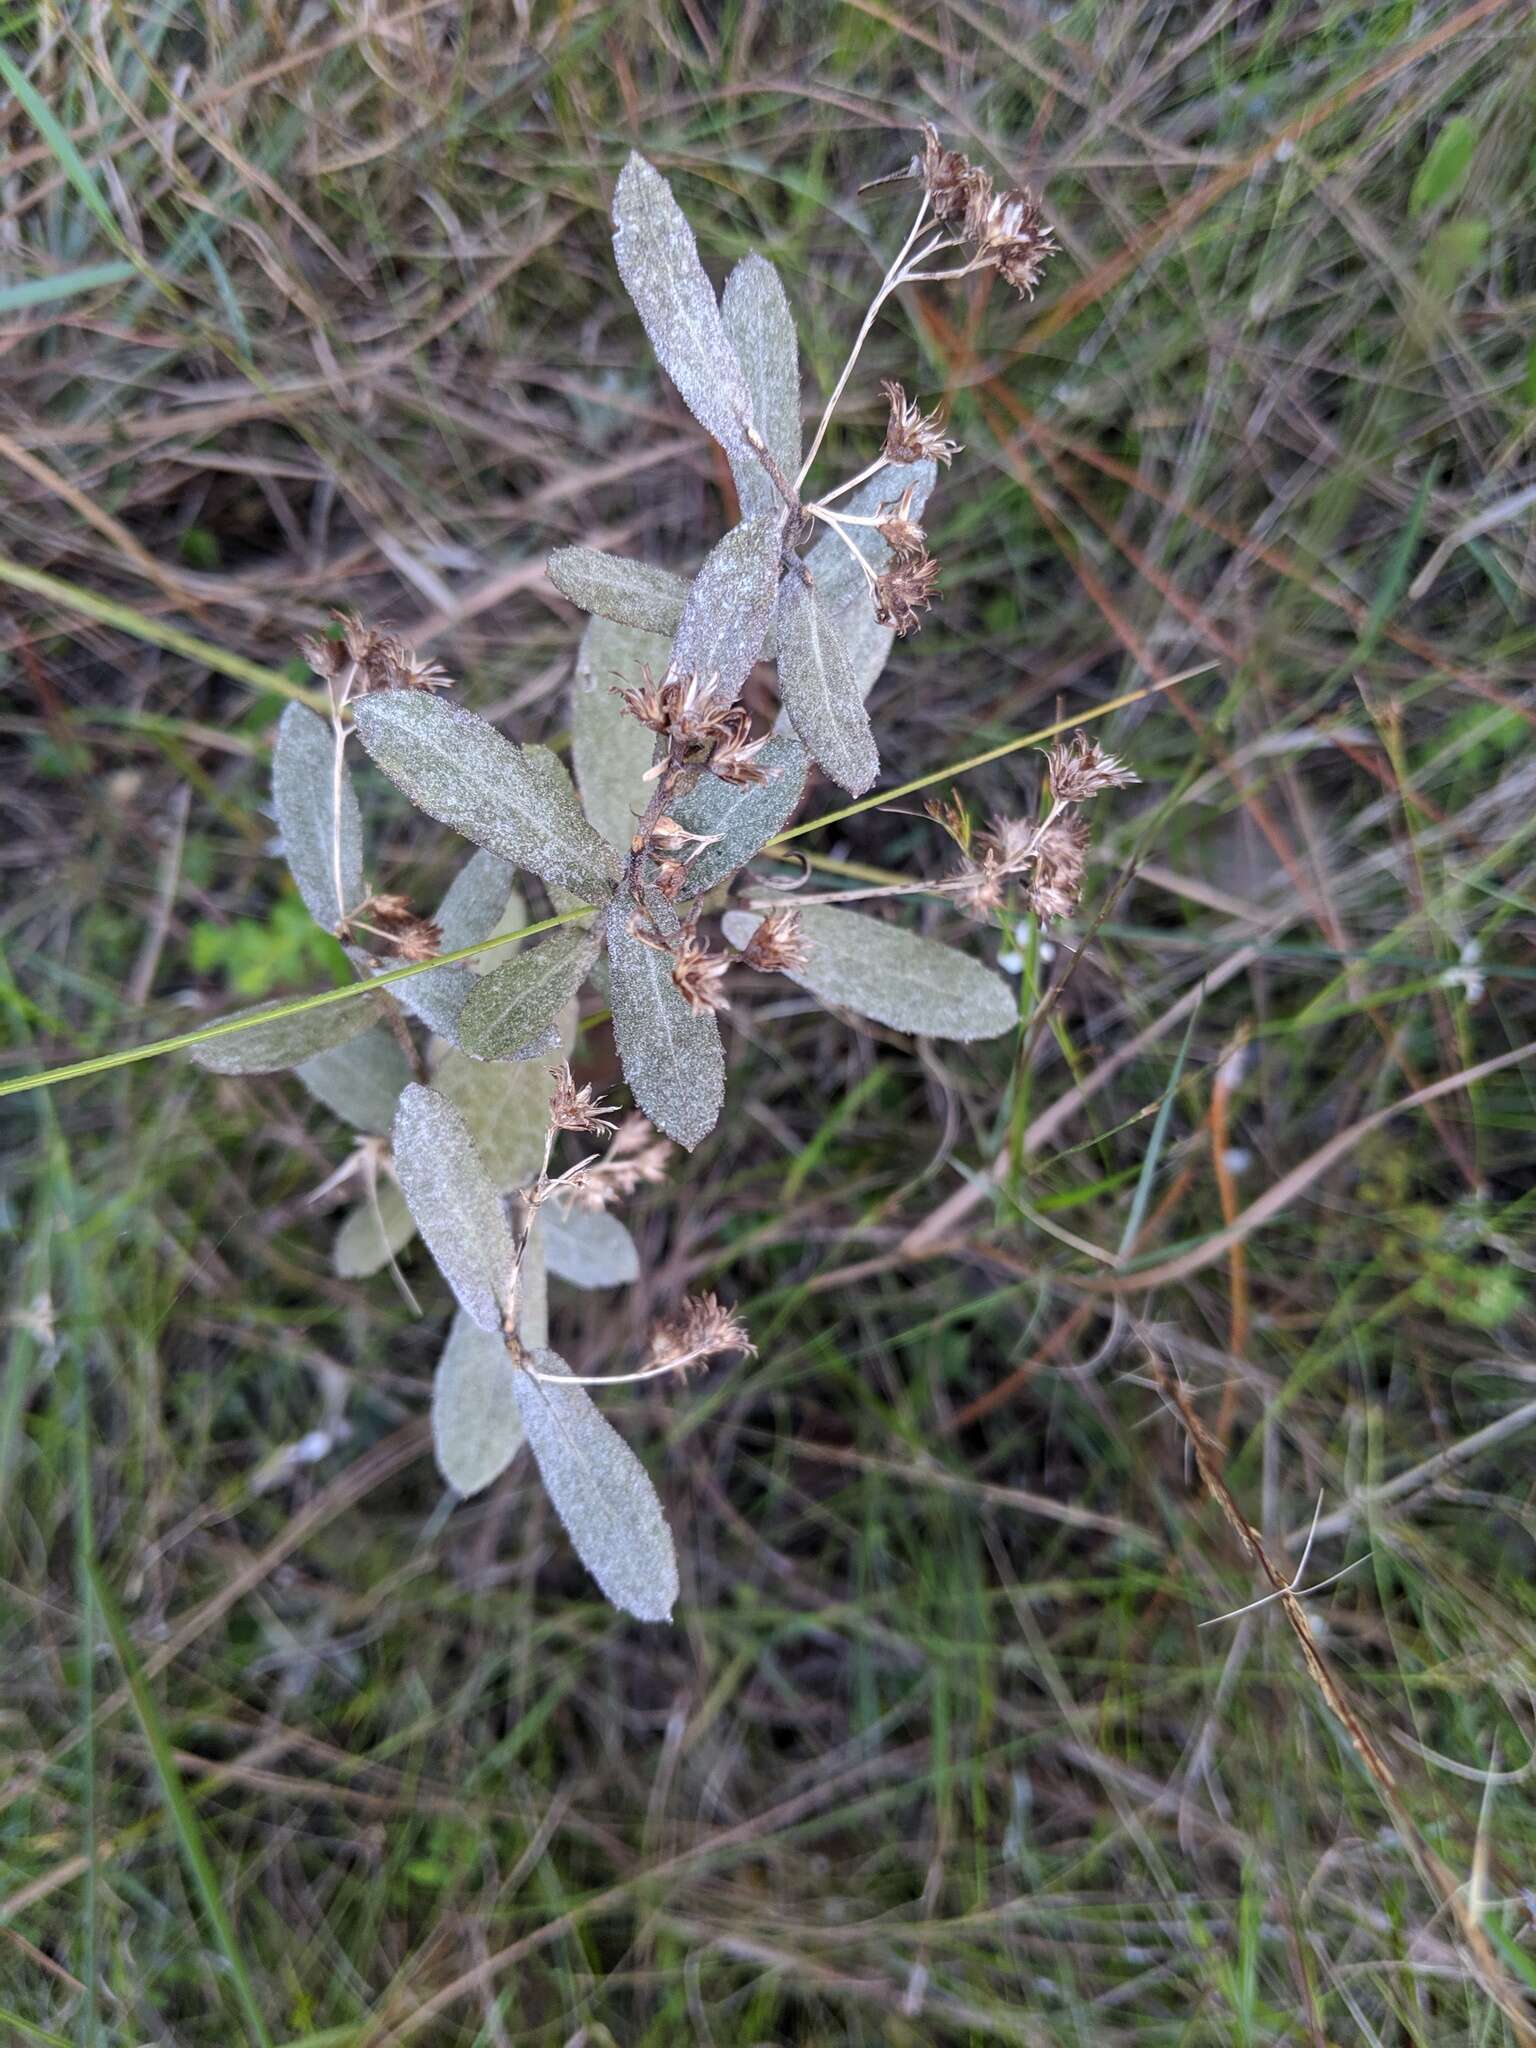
[605,895,724,1150]
[776,573,877,796]
[547,546,689,637]
[392,1083,514,1333]
[572,617,669,853]
[612,152,754,465]
[723,904,1016,1041]
[542,1202,641,1288]
[273,702,363,931]
[431,1311,524,1497]
[391,848,522,1046]
[297,1027,411,1134]
[457,927,601,1061]
[519,1209,548,1350]
[334,1177,416,1278]
[668,511,784,704]
[433,1047,555,1191]
[353,693,620,900]
[670,734,807,897]
[803,458,938,616]
[512,1348,679,1622]
[192,992,379,1075]
[722,253,801,519]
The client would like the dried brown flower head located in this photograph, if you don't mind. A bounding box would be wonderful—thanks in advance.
[914,122,989,228]
[357,893,442,960]
[549,1063,618,1136]
[906,127,1056,302]
[873,553,941,636]
[925,791,974,853]
[619,664,740,758]
[952,853,1006,921]
[877,484,927,562]
[978,189,1056,298]
[708,716,773,785]
[881,381,962,467]
[299,632,348,682]
[650,815,721,858]
[1027,813,1090,923]
[739,907,809,975]
[643,1292,755,1378]
[1042,731,1139,803]
[670,928,732,1016]
[567,1114,673,1210]
[327,615,452,696]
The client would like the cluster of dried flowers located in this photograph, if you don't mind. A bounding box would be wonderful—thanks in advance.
[190,132,1137,1624]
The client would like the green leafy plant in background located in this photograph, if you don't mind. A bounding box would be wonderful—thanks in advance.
[189,134,1137,1622]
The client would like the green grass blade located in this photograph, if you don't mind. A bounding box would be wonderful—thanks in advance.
[1117,995,1202,1259]
[0,44,128,249]
[0,260,136,313]
[87,1562,276,2048]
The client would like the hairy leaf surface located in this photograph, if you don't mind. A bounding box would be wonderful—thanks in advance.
[668,512,784,705]
[333,1177,416,1278]
[192,992,379,1074]
[723,904,1016,1041]
[671,734,807,896]
[457,926,601,1061]
[433,1047,555,1191]
[722,252,800,519]
[547,546,689,637]
[513,1348,679,1622]
[605,896,724,1150]
[776,573,877,796]
[297,1027,410,1134]
[432,1311,524,1497]
[572,617,669,853]
[392,1083,514,1333]
[390,848,521,1045]
[353,693,619,899]
[542,1201,641,1288]
[612,152,753,466]
[273,702,363,931]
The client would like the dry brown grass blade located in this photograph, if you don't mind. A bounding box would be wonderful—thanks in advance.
[1150,1357,1536,2045]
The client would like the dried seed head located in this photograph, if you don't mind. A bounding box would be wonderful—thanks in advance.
[1042,731,1140,803]
[952,853,1007,921]
[977,815,1038,869]
[299,632,347,681]
[549,1062,619,1136]
[567,1114,673,1210]
[914,122,990,228]
[357,893,443,960]
[877,484,927,562]
[739,907,809,975]
[670,928,732,1016]
[1027,813,1090,923]
[708,717,773,786]
[653,857,690,903]
[873,553,941,636]
[329,614,452,696]
[643,1292,755,1378]
[880,380,962,467]
[650,814,721,858]
[974,186,1057,298]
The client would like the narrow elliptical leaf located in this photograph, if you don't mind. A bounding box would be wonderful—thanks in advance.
[390,847,521,1045]
[776,572,878,796]
[542,1202,641,1288]
[612,152,754,466]
[571,616,669,853]
[191,991,380,1074]
[431,1311,525,1497]
[670,733,807,897]
[433,1047,558,1191]
[334,1177,417,1278]
[296,1028,410,1134]
[353,693,620,899]
[457,926,601,1061]
[272,702,363,931]
[512,1348,679,1622]
[605,895,724,1150]
[722,252,801,519]
[547,546,689,637]
[391,1084,515,1333]
[724,904,1016,1040]
[668,511,784,704]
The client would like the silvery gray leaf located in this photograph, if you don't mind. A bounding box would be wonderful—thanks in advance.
[431,1310,524,1497]
[334,1176,417,1278]
[512,1348,679,1622]
[612,152,754,466]
[518,1208,548,1350]
[353,693,620,900]
[390,848,522,1046]
[670,734,807,896]
[392,1083,515,1333]
[605,895,724,1150]
[192,992,379,1074]
[722,252,801,519]
[469,885,530,972]
[572,616,669,853]
[542,1201,641,1289]
[669,511,784,704]
[297,1027,411,1134]
[457,926,601,1061]
[804,457,938,616]
[723,904,1017,1041]
[272,701,363,931]
[775,573,878,796]
[433,1046,555,1192]
[547,546,689,637]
